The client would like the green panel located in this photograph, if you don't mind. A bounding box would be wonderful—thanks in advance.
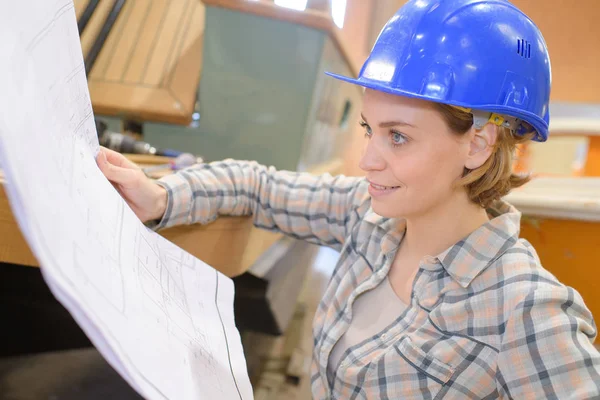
[95,115,123,133]
[297,38,363,171]
[144,7,325,170]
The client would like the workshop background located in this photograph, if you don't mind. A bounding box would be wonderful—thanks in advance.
[1,1,599,399]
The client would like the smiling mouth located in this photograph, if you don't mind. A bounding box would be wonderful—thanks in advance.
[370,183,400,190]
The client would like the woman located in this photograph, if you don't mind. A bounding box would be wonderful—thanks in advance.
[97,0,600,398]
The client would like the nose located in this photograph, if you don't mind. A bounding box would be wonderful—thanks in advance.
[358,137,386,173]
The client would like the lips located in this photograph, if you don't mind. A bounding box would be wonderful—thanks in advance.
[370,183,399,191]
[367,180,401,197]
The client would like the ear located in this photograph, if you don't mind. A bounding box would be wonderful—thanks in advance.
[464,123,498,170]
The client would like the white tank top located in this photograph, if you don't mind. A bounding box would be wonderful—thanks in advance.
[328,276,408,375]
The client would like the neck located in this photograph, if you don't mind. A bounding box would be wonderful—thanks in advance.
[402,192,490,259]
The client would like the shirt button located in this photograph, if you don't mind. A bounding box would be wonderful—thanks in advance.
[381,333,387,339]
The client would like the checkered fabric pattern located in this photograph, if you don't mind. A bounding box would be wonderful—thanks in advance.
[156,160,600,399]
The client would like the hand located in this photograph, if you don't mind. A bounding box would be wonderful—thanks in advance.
[96,146,167,223]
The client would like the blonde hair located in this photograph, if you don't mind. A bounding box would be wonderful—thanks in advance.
[433,103,534,208]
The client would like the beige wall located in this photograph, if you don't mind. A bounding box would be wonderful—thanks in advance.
[362,0,600,103]
[304,0,377,70]
[511,0,600,103]
[337,0,375,70]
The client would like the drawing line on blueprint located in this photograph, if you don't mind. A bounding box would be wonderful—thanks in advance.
[16,6,172,397]
[25,2,74,52]
[71,196,126,314]
[12,3,248,397]
[215,270,243,399]
[136,231,213,349]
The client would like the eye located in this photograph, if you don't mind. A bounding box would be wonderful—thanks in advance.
[359,120,372,137]
[391,131,408,147]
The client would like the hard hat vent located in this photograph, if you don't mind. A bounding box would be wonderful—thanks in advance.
[517,38,531,59]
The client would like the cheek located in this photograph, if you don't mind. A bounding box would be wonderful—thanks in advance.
[389,145,465,196]
[431,147,465,182]
[372,147,463,218]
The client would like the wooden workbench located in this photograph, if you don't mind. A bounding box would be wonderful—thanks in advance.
[0,154,342,277]
[0,155,268,277]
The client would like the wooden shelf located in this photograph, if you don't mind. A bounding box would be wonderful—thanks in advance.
[505,177,600,221]
[549,102,600,134]
[75,0,205,125]
[550,119,600,134]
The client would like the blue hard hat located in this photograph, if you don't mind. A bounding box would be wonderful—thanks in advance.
[327,0,551,141]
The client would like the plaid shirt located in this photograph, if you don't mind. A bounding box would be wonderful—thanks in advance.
[156,160,600,399]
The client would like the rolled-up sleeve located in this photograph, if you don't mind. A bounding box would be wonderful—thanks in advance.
[151,160,369,249]
[497,285,600,399]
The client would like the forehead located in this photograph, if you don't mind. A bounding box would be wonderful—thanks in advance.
[361,89,448,132]
[362,89,436,119]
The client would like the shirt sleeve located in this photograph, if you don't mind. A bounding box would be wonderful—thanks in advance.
[496,285,600,399]
[151,159,369,249]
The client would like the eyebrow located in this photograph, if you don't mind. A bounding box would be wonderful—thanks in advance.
[361,114,416,128]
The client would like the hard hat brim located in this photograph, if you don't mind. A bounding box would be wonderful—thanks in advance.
[325,71,548,142]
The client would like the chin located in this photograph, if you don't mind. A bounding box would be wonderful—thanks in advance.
[370,199,407,219]
[371,193,435,219]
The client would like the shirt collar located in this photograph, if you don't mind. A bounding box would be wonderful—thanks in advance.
[363,209,406,257]
[364,200,521,288]
[432,200,522,288]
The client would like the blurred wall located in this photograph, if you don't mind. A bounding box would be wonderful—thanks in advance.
[340,0,375,69]
[511,0,600,103]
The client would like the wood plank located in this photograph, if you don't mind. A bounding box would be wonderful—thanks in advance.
[0,183,39,267]
[165,1,205,100]
[74,0,90,20]
[76,0,115,59]
[86,82,192,125]
[122,1,170,83]
[88,1,129,80]
[87,0,205,125]
[103,1,151,82]
[143,0,191,86]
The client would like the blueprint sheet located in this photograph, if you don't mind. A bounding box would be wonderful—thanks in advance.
[0,1,253,399]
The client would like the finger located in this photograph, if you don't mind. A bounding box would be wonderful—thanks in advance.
[99,146,140,170]
[97,149,140,186]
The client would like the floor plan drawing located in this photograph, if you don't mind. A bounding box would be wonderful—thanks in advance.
[0,2,253,399]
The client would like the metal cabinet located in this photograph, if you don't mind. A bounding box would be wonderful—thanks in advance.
[142,5,362,170]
